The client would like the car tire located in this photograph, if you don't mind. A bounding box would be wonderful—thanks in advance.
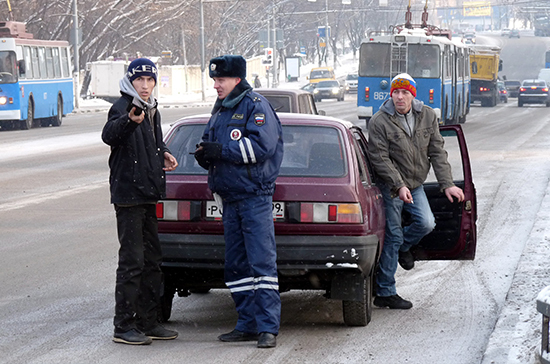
[546,101,550,107]
[158,286,176,322]
[518,99,523,107]
[342,272,373,327]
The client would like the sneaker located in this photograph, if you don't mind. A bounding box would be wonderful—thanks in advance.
[113,329,153,345]
[143,325,178,340]
[398,250,415,270]
[257,332,277,348]
[373,294,413,309]
[218,329,259,342]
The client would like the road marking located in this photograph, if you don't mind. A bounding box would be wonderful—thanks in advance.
[0,181,108,211]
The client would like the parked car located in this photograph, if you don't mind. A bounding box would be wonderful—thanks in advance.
[518,79,550,107]
[344,73,358,93]
[313,80,345,102]
[156,113,478,326]
[255,88,324,115]
[501,28,510,36]
[504,80,521,98]
[509,29,520,38]
[497,81,508,103]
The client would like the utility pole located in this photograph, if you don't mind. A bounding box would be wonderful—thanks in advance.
[72,0,79,109]
[200,0,206,101]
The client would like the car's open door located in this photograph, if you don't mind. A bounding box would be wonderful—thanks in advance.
[413,124,477,260]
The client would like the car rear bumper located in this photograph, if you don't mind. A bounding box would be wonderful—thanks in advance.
[160,233,380,288]
[519,94,549,103]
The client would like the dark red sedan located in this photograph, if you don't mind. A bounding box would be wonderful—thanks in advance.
[157,113,477,326]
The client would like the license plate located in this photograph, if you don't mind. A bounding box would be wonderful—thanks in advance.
[206,201,285,220]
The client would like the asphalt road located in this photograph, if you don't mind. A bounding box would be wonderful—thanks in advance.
[1,33,549,364]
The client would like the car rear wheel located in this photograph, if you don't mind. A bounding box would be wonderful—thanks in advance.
[518,99,523,107]
[342,272,373,327]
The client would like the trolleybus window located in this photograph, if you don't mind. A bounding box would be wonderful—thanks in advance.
[359,43,390,77]
[407,44,440,79]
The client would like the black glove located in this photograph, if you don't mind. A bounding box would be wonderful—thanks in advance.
[200,142,223,161]
[194,149,210,170]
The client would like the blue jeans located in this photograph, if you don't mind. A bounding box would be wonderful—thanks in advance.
[376,184,435,297]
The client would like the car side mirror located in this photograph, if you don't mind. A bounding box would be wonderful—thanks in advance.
[318,110,326,116]
[18,59,26,75]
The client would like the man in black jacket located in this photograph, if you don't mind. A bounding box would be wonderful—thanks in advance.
[102,58,179,345]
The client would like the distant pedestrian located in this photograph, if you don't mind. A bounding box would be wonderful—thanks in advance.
[368,73,464,310]
[102,58,179,345]
[194,55,283,348]
[254,74,262,88]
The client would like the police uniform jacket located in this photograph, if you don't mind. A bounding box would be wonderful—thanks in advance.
[202,81,283,202]
[102,92,170,205]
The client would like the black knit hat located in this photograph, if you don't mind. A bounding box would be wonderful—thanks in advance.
[209,55,246,79]
[127,58,158,84]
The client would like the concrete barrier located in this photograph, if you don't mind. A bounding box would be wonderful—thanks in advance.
[537,286,550,364]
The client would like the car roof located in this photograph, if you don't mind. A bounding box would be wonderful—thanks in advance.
[254,88,312,96]
[170,112,355,130]
[522,79,546,84]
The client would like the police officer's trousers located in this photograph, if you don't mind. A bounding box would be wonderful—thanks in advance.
[222,195,281,335]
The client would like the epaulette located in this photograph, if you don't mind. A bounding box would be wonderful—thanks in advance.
[247,91,263,102]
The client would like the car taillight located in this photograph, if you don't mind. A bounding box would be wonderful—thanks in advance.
[479,87,489,92]
[520,87,526,92]
[296,202,362,223]
[429,89,434,104]
[544,87,549,92]
[365,87,370,101]
[157,200,199,221]
[531,86,537,90]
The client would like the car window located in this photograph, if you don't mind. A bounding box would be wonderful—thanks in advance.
[263,95,292,113]
[279,125,346,177]
[425,129,464,183]
[523,81,545,87]
[298,95,313,114]
[166,124,209,175]
[346,74,358,80]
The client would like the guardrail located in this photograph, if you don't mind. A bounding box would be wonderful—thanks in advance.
[537,286,550,364]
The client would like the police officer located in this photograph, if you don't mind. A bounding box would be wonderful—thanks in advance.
[194,55,283,349]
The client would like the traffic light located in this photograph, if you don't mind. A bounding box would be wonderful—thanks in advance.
[262,48,273,66]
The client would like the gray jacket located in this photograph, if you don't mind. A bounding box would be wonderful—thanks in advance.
[367,98,455,196]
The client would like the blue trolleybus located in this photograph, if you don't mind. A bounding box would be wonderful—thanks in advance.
[357,26,470,126]
[0,21,74,130]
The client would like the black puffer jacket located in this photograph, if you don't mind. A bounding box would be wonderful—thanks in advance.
[102,93,170,205]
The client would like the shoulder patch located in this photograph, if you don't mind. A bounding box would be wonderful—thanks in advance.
[254,113,266,126]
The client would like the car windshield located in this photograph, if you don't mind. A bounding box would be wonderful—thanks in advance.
[166,123,346,177]
[505,81,520,86]
[317,81,339,87]
[310,70,332,79]
[346,74,358,80]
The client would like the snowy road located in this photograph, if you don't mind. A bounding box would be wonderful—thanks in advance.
[0,94,548,364]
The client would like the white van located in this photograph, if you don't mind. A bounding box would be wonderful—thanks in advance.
[537,68,550,83]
